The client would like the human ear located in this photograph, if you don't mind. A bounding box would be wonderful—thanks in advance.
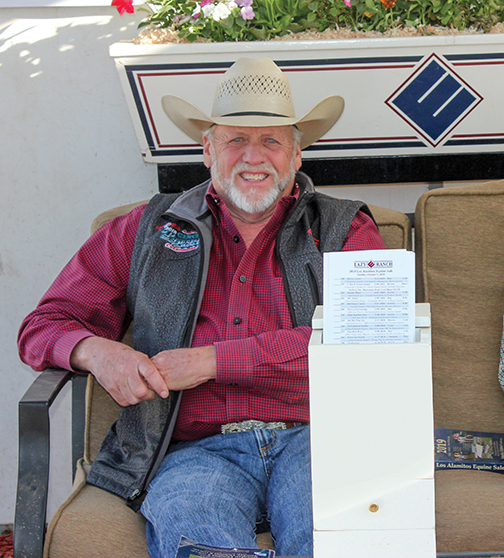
[294,142,302,171]
[203,136,213,169]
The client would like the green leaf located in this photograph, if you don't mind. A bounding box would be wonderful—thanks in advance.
[220,16,234,29]
[286,22,304,32]
[249,26,268,40]
[279,13,292,27]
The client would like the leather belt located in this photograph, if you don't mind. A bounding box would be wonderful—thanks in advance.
[221,420,308,434]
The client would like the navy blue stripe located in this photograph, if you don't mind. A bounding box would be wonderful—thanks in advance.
[445,137,504,147]
[126,68,156,150]
[124,54,422,75]
[125,53,504,76]
[275,56,423,67]
[445,52,504,62]
[304,140,426,151]
[152,148,204,157]
[125,61,234,73]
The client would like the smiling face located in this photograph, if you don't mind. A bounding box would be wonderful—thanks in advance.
[203,125,302,216]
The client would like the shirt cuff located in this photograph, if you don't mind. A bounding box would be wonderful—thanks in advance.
[214,338,255,389]
[52,330,96,372]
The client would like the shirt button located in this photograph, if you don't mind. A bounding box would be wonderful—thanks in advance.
[229,383,238,387]
[233,317,242,325]
[239,275,247,283]
[233,236,240,243]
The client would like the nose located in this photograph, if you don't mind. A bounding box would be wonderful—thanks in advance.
[242,139,267,165]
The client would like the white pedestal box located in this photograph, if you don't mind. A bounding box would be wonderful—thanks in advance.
[309,303,435,558]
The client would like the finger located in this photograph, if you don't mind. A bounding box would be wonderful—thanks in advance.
[150,351,170,370]
[138,360,169,399]
[102,382,135,407]
[124,372,156,403]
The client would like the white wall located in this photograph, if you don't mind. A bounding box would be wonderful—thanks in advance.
[0,5,158,524]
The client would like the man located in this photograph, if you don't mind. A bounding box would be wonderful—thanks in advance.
[18,58,385,557]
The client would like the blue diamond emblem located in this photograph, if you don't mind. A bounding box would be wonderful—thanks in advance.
[386,53,483,146]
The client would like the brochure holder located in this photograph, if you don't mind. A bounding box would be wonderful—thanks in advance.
[309,303,435,558]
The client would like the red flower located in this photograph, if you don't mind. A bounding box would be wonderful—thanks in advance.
[381,0,396,7]
[112,0,134,15]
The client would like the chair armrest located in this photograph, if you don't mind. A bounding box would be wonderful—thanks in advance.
[14,368,74,558]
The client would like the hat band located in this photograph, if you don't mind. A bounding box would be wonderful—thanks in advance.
[221,111,291,118]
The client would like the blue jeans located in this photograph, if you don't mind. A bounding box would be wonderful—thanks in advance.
[141,425,313,558]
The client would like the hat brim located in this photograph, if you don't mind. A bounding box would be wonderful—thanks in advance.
[161,94,344,150]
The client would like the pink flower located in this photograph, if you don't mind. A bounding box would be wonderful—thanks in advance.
[344,0,351,6]
[200,0,213,6]
[240,5,254,19]
[111,0,134,15]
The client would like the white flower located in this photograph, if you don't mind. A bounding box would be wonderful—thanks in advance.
[227,1,238,8]
[192,4,201,16]
[212,2,231,20]
[202,3,215,17]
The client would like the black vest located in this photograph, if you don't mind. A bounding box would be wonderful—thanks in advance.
[86,172,371,509]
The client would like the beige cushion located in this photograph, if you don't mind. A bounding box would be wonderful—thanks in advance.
[46,196,411,557]
[84,376,121,464]
[415,180,504,553]
[90,200,148,235]
[435,469,504,553]
[368,203,412,251]
[45,460,149,558]
[415,180,504,431]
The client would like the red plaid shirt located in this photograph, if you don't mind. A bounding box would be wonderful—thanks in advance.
[18,186,384,441]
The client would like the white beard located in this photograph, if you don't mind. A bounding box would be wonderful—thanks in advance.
[211,159,297,214]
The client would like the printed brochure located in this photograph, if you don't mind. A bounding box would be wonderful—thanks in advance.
[435,426,504,472]
[175,537,275,558]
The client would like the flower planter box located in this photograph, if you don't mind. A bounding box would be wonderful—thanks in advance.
[110,34,504,182]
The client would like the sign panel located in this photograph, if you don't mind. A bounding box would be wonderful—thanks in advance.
[110,36,504,164]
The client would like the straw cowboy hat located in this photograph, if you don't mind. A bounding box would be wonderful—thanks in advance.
[161,57,344,150]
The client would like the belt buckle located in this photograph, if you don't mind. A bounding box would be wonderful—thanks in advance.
[221,420,288,434]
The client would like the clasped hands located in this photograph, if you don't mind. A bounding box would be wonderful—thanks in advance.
[70,337,217,407]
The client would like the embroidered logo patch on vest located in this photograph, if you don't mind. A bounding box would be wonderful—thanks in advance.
[157,222,199,252]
